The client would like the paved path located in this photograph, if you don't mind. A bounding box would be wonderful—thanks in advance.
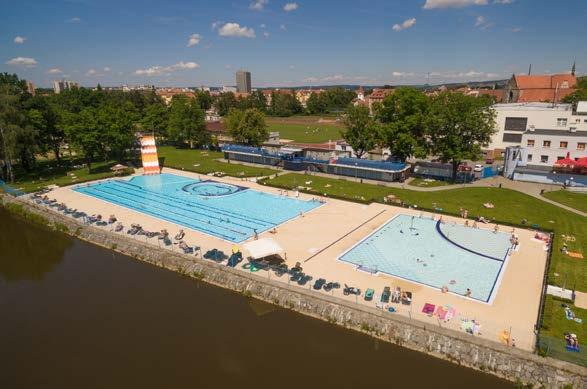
[574,291,587,310]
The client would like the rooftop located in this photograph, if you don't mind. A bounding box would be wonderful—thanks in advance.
[493,102,573,111]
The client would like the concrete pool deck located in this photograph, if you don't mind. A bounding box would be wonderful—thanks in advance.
[45,167,549,351]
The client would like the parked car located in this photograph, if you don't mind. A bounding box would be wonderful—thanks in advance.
[323,281,340,292]
[380,286,391,303]
[473,164,483,172]
[364,288,375,301]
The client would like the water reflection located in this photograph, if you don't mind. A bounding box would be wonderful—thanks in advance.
[0,208,71,282]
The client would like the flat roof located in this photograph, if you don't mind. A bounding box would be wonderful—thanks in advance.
[493,102,572,111]
[524,129,587,137]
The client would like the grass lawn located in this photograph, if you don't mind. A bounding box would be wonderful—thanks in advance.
[543,190,587,213]
[158,146,276,177]
[408,178,451,188]
[267,123,342,143]
[11,159,131,193]
[539,296,586,365]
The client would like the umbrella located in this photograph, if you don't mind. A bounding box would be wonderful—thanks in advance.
[111,164,127,171]
[553,152,576,171]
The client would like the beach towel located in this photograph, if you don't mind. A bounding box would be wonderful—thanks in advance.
[565,307,575,320]
[422,303,435,315]
[567,252,584,259]
[435,305,448,320]
[445,307,456,321]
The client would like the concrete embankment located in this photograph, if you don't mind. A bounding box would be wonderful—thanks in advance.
[1,194,585,388]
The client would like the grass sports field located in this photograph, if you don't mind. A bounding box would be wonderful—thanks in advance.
[266,116,343,143]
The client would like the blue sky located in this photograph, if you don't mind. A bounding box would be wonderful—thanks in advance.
[1,0,586,87]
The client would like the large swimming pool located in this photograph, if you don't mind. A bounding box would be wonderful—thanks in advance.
[75,173,321,243]
[338,215,512,302]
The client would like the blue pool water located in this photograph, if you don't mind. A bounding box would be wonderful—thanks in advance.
[338,215,512,302]
[75,173,321,243]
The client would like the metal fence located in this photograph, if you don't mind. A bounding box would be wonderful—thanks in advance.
[0,180,25,197]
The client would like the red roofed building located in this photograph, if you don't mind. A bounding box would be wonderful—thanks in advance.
[366,88,394,112]
[503,72,577,103]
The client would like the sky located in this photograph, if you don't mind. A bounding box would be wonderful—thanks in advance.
[1,0,586,88]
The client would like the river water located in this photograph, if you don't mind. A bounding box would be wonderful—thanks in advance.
[0,208,511,388]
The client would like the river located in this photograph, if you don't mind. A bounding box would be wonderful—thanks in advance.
[0,208,512,388]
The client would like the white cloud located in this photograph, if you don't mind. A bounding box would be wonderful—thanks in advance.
[283,2,298,12]
[280,24,286,30]
[86,69,98,76]
[47,68,63,74]
[423,0,488,9]
[68,16,81,23]
[14,36,26,44]
[218,23,255,38]
[509,27,522,32]
[134,61,199,76]
[392,71,416,77]
[6,57,37,67]
[103,67,111,72]
[187,33,201,47]
[392,18,416,32]
[475,15,493,29]
[303,74,344,83]
[429,70,502,80]
[260,23,266,28]
[250,0,268,11]
[494,0,513,4]
[211,21,220,30]
[263,31,270,38]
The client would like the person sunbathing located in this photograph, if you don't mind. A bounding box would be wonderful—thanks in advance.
[175,229,185,240]
[108,215,117,224]
[114,223,124,232]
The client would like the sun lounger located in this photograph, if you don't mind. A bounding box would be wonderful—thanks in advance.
[567,252,584,259]
[364,288,375,301]
[401,291,412,305]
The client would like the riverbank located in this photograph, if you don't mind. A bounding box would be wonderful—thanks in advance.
[1,193,585,387]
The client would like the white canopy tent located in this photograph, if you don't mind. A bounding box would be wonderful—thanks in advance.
[243,238,283,260]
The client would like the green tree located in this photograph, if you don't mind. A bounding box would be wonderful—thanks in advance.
[98,102,137,161]
[226,108,268,146]
[306,92,326,114]
[63,107,104,172]
[426,92,496,180]
[563,76,587,104]
[214,92,238,116]
[341,105,378,159]
[141,102,168,137]
[270,92,302,117]
[24,95,64,162]
[376,88,429,161]
[168,95,208,148]
[194,90,213,110]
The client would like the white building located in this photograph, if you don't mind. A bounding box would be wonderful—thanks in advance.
[222,86,237,93]
[488,102,587,157]
[52,80,79,94]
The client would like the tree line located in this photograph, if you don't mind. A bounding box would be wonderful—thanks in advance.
[0,73,213,181]
[341,88,497,179]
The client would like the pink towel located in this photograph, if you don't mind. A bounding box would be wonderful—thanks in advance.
[422,303,435,315]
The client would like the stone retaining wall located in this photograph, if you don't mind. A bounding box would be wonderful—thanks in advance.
[2,194,585,388]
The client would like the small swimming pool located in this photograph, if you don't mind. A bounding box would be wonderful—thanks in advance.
[75,173,321,243]
[338,214,512,302]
